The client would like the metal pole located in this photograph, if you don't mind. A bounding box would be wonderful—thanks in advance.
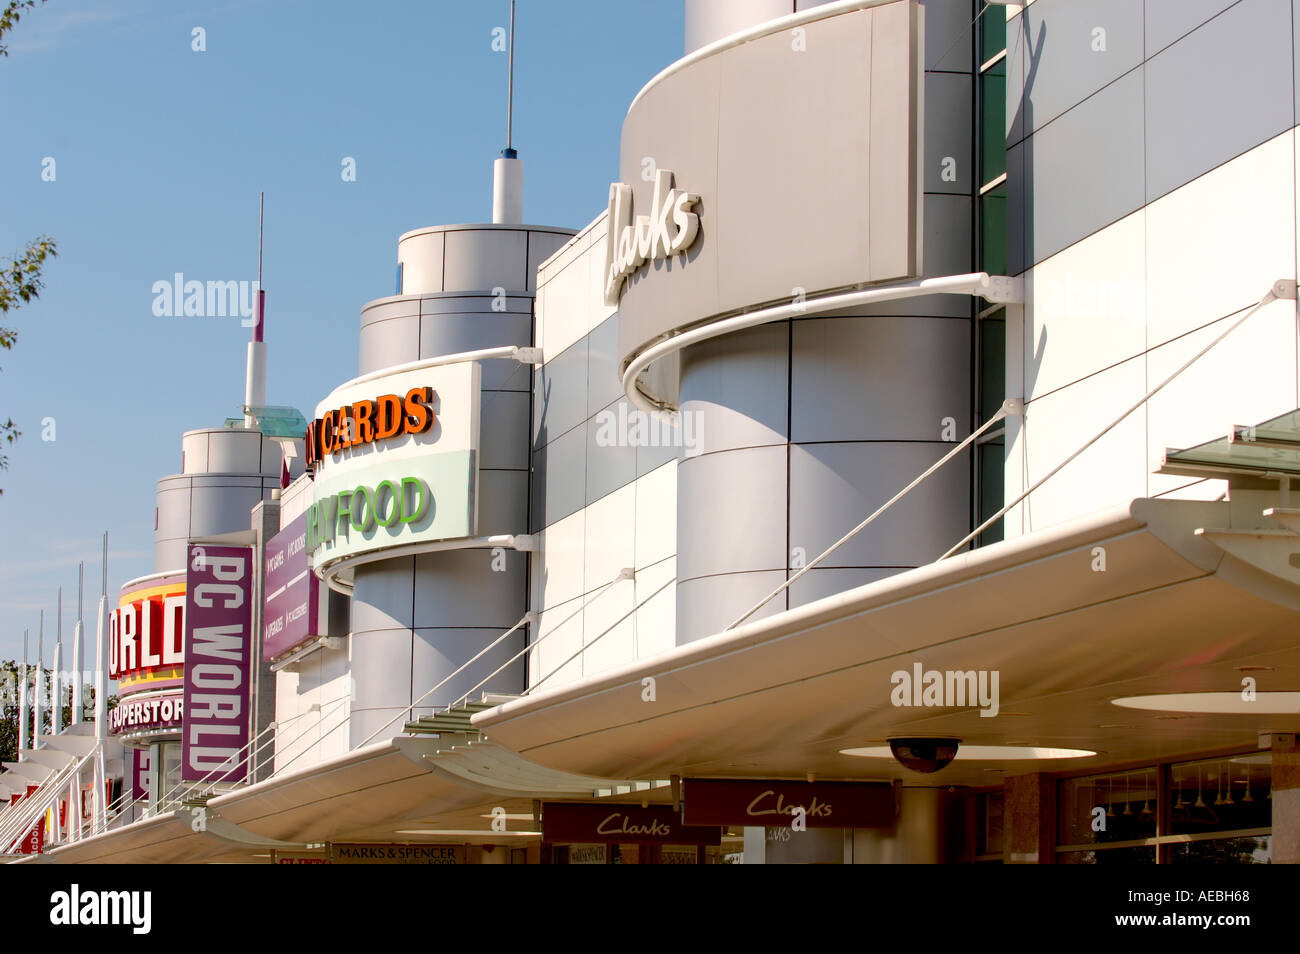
[18,630,28,754]
[506,0,515,150]
[94,532,108,741]
[72,562,84,725]
[52,588,62,734]
[92,531,109,833]
[34,611,43,747]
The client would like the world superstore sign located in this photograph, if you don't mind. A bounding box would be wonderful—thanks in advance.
[306,361,481,582]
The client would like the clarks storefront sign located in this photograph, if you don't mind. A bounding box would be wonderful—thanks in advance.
[614,0,922,371]
[603,168,700,306]
[682,779,896,829]
[542,802,721,846]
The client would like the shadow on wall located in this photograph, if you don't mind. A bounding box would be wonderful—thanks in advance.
[1011,15,1045,277]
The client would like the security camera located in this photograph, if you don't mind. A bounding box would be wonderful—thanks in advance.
[888,738,960,774]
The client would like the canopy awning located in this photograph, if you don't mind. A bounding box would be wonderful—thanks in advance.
[473,497,1300,786]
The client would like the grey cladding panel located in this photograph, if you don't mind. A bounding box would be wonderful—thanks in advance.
[413,549,525,629]
[788,441,970,568]
[348,626,413,709]
[921,0,971,73]
[854,194,971,317]
[924,72,973,195]
[1145,0,1239,56]
[1021,0,1143,137]
[350,560,416,633]
[359,316,420,375]
[1145,0,1294,203]
[478,389,530,471]
[786,565,901,609]
[411,627,526,703]
[442,229,528,292]
[585,401,638,506]
[790,316,971,443]
[531,423,586,533]
[188,484,265,539]
[676,445,788,581]
[476,469,529,537]
[419,313,532,391]
[616,2,921,368]
[586,314,624,418]
[533,338,589,447]
[1025,68,1144,266]
[527,232,576,291]
[678,322,789,455]
[675,571,788,644]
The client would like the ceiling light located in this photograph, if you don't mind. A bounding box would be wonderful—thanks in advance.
[1113,692,1300,714]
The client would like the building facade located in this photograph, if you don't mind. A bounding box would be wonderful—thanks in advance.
[10,0,1300,865]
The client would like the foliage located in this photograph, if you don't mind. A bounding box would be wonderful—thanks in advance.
[0,660,114,764]
[0,2,54,492]
[0,0,40,58]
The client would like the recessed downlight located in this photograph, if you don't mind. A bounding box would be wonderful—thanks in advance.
[1112,692,1300,714]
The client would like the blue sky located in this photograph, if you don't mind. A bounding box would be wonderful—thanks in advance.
[0,0,682,663]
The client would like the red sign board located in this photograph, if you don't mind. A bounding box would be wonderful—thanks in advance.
[542,802,721,845]
[17,784,44,854]
[682,779,895,829]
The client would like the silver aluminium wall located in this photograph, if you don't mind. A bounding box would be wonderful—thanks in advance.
[348,223,573,745]
[670,0,978,641]
[154,427,283,571]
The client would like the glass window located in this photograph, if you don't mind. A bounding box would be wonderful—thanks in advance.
[979,7,1006,66]
[1168,754,1271,836]
[977,791,1004,857]
[979,311,1005,424]
[1059,846,1157,864]
[979,66,1006,184]
[1167,835,1271,864]
[1059,769,1158,847]
[980,185,1007,277]
[977,438,1005,546]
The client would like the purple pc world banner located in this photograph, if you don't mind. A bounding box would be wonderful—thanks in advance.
[262,512,321,662]
[181,544,255,783]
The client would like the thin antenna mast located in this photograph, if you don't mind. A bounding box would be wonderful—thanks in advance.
[492,1,523,224]
[244,192,267,427]
[506,0,515,151]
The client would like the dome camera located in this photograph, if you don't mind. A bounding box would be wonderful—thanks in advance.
[888,738,960,774]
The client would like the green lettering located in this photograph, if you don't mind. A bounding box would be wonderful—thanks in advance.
[318,496,336,543]
[374,480,400,528]
[400,476,429,524]
[351,486,375,531]
[336,490,351,534]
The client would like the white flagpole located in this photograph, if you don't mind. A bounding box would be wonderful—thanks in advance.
[33,612,43,748]
[18,630,28,755]
[92,532,109,833]
[72,563,84,725]
[52,588,63,735]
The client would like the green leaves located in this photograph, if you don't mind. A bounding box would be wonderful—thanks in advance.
[0,0,40,58]
[0,235,57,318]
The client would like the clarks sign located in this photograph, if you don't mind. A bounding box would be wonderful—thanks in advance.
[682,779,896,829]
[603,168,700,306]
[542,802,721,845]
